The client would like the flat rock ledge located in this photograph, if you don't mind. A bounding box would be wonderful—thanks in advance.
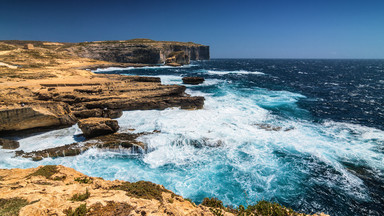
[182,77,205,85]
[78,117,119,138]
[0,74,204,133]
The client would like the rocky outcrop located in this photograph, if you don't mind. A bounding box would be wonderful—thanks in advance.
[0,74,204,133]
[165,51,189,66]
[0,103,77,132]
[0,165,329,216]
[0,166,223,216]
[66,39,209,64]
[182,77,205,85]
[0,138,20,149]
[16,132,148,161]
[78,118,119,138]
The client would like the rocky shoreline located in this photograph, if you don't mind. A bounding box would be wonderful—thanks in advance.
[0,40,328,216]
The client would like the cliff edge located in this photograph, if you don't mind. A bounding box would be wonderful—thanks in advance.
[65,39,210,65]
[0,166,329,216]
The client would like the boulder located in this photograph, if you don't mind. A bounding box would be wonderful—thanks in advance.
[182,77,205,85]
[0,138,20,149]
[78,117,119,138]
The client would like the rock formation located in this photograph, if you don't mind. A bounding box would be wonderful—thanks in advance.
[0,40,206,133]
[78,118,119,138]
[16,132,149,161]
[0,138,20,149]
[0,165,329,216]
[0,103,77,132]
[165,51,190,66]
[66,39,209,64]
[182,77,205,85]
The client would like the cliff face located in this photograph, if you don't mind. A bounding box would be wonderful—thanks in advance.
[66,39,210,64]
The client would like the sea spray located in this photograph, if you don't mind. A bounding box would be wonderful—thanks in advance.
[1,59,384,216]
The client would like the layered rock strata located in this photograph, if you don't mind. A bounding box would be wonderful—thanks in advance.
[78,117,119,138]
[66,39,210,64]
[0,74,204,132]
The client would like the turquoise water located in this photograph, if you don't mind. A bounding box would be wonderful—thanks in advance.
[1,59,383,215]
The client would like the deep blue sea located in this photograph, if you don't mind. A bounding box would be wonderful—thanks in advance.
[1,59,384,215]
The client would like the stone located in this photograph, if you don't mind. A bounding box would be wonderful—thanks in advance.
[0,104,77,132]
[0,138,20,149]
[182,77,205,85]
[78,117,119,138]
[24,44,34,50]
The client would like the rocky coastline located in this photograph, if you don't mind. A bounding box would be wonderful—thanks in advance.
[0,40,328,216]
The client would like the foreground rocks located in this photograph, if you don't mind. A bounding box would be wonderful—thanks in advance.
[0,138,20,149]
[0,165,217,216]
[78,118,119,138]
[182,77,205,85]
[0,165,329,216]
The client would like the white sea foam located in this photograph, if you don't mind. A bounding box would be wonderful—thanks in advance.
[207,70,265,75]
[1,65,383,209]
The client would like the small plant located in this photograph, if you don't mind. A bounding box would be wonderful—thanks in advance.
[74,177,93,184]
[201,197,225,209]
[87,201,133,215]
[210,208,224,216]
[167,198,174,203]
[244,200,298,216]
[0,198,29,216]
[70,188,90,202]
[185,198,195,206]
[112,181,174,202]
[64,204,87,216]
[28,165,59,179]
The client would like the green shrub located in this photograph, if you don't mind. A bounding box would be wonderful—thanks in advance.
[28,165,59,179]
[112,181,174,201]
[201,197,225,209]
[70,188,90,202]
[64,204,87,216]
[74,177,93,184]
[0,198,29,216]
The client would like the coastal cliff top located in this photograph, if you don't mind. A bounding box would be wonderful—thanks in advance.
[0,38,208,48]
[0,165,329,216]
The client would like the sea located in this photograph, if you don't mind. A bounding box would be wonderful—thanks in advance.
[1,59,383,215]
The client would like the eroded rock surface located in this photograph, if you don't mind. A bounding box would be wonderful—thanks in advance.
[182,77,205,85]
[0,165,219,216]
[16,132,148,161]
[0,138,20,149]
[78,118,119,138]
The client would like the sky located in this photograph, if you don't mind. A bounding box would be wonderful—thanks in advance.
[1,0,384,59]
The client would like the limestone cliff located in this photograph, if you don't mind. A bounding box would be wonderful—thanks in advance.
[65,39,210,64]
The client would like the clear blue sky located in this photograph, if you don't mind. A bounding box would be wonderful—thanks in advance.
[1,0,384,58]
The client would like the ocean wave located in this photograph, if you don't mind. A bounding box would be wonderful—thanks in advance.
[206,70,265,75]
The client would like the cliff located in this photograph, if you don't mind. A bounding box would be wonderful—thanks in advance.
[65,39,210,65]
[0,40,204,133]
